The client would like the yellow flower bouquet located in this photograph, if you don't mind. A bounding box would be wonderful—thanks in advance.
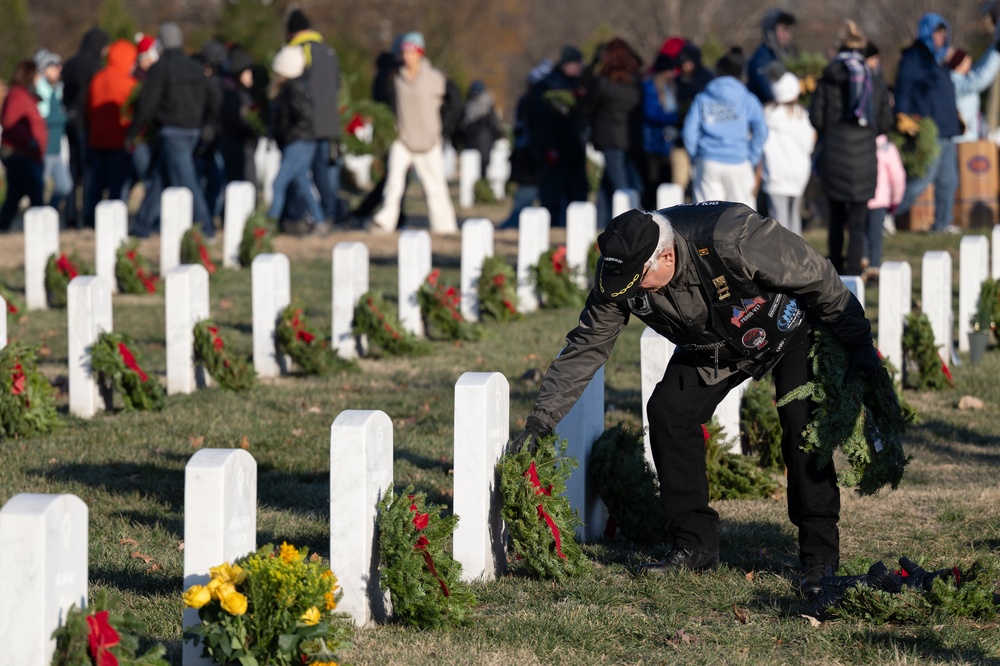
[183,542,351,665]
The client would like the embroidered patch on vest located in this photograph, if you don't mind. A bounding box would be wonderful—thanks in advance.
[730,296,766,328]
[742,327,768,350]
[698,247,710,256]
[777,298,803,331]
[712,275,730,301]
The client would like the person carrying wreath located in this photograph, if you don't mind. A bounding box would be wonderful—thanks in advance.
[509,203,883,598]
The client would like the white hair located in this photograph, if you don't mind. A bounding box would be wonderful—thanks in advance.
[644,210,675,268]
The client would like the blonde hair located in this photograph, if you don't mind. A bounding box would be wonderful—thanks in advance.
[840,19,867,51]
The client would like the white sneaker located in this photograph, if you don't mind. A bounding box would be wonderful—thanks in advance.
[942,225,961,235]
[883,213,896,236]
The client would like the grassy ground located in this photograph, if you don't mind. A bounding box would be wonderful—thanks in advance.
[1,207,999,664]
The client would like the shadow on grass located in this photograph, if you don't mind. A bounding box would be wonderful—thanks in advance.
[604,383,642,416]
[853,627,1000,665]
[91,562,180,597]
[910,420,1000,466]
[29,461,185,509]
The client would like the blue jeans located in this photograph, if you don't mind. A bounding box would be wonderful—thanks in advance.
[896,138,958,232]
[597,148,643,226]
[84,148,132,226]
[865,207,886,268]
[44,154,73,213]
[196,147,225,218]
[0,154,44,231]
[159,129,215,236]
[269,140,325,223]
[501,184,540,229]
[134,141,161,237]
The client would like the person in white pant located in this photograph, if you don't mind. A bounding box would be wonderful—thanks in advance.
[372,31,458,234]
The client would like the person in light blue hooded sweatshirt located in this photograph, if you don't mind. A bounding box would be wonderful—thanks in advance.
[33,48,73,221]
[893,13,962,233]
[947,40,1000,144]
[682,47,767,208]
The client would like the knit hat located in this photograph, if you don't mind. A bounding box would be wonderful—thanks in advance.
[400,32,425,55]
[772,72,800,103]
[947,48,969,70]
[653,53,675,73]
[136,34,157,56]
[272,45,305,79]
[159,22,183,50]
[286,9,310,34]
[595,209,661,302]
[558,44,583,65]
[33,48,61,71]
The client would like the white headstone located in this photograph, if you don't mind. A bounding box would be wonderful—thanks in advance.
[23,206,60,310]
[0,493,88,666]
[841,276,866,310]
[713,380,749,453]
[458,149,481,209]
[993,225,1000,279]
[611,188,640,220]
[443,143,458,182]
[453,372,509,582]
[329,410,394,626]
[922,251,953,366]
[223,181,256,269]
[554,365,607,541]
[332,242,369,359]
[486,138,511,201]
[183,449,257,666]
[95,200,129,295]
[166,264,210,395]
[566,201,597,289]
[958,235,990,352]
[67,276,113,418]
[516,207,551,313]
[398,230,432,336]
[161,187,193,276]
[460,218,494,321]
[656,183,684,210]
[251,253,290,377]
[0,297,7,350]
[343,154,374,190]
[640,327,675,470]
[878,261,912,382]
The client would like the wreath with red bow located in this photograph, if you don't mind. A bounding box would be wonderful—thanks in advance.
[115,240,160,295]
[0,282,24,314]
[45,252,91,308]
[193,321,256,391]
[50,589,168,666]
[0,342,60,439]
[530,245,586,309]
[180,228,218,274]
[476,256,521,322]
[239,212,274,268]
[275,304,357,376]
[90,331,166,411]
[352,291,431,357]
[417,269,483,341]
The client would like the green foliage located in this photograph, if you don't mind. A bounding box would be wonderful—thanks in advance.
[275,304,357,376]
[588,423,668,543]
[0,0,34,82]
[704,418,779,501]
[115,240,160,295]
[376,484,477,628]
[530,246,586,309]
[215,0,284,65]
[180,228,218,274]
[0,342,60,439]
[476,256,520,322]
[90,331,166,411]
[51,589,168,666]
[782,51,827,106]
[45,253,90,309]
[98,0,138,42]
[0,282,24,314]
[193,321,256,391]
[474,177,496,204]
[239,212,274,268]
[340,95,397,169]
[890,118,941,179]
[972,277,999,334]
[902,311,952,390]
[778,330,913,495]
[417,270,483,341]
[498,436,588,580]
[740,379,783,471]
[353,291,431,357]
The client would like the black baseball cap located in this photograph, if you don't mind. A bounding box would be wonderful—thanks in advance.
[596,209,659,301]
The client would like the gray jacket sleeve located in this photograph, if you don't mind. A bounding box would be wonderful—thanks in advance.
[528,293,630,430]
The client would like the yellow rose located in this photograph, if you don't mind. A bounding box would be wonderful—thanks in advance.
[182,584,212,609]
[300,606,321,626]
[219,589,248,616]
[206,578,224,600]
[209,562,247,585]
[230,564,247,585]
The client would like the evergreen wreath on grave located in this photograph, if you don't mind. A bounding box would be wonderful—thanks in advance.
[238,212,274,268]
[340,87,396,180]
[588,423,668,543]
[180,228,218,274]
[45,252,90,309]
[530,246,586,309]
[90,331,166,411]
[777,329,913,495]
[376,484,477,629]
[193,321,256,391]
[417,269,483,341]
[474,177,496,204]
[740,378,784,471]
[704,418,779,501]
[51,589,169,666]
[115,240,160,295]
[475,256,521,322]
[352,291,431,356]
[901,311,952,390]
[0,342,60,439]
[276,304,357,376]
[498,435,588,580]
[890,116,940,179]
[972,277,1000,342]
[0,282,24,314]
[183,543,352,666]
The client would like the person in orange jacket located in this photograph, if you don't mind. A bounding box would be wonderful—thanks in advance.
[85,39,137,226]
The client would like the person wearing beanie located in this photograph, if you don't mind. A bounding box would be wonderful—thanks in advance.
[761,71,815,235]
[34,48,74,222]
[673,42,715,192]
[371,30,458,234]
[285,7,341,232]
[220,45,260,185]
[682,46,767,208]
[748,8,797,103]
[134,35,160,81]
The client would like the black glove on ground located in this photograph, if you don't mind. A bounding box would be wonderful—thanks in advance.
[508,416,552,455]
[898,557,956,591]
[844,344,881,385]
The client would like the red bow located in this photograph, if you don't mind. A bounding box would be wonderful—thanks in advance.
[551,246,568,275]
[938,353,954,385]
[198,245,217,274]
[208,326,224,352]
[86,610,120,666]
[290,309,315,344]
[408,497,450,596]
[126,251,159,293]
[117,343,148,382]
[5,298,16,314]
[56,254,79,279]
[11,363,25,396]
[345,113,368,136]
[524,461,566,559]
[253,227,267,240]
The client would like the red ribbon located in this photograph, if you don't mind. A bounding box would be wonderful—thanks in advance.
[345,113,368,136]
[117,343,148,382]
[86,610,121,666]
[198,245,217,274]
[208,326,224,352]
[11,363,25,396]
[253,227,267,240]
[126,251,159,293]
[290,309,316,344]
[551,246,568,275]
[938,353,954,384]
[56,254,79,279]
[5,298,16,314]
[524,461,567,559]
[408,498,450,596]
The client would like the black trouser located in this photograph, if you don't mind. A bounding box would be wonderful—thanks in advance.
[827,199,867,276]
[646,331,840,565]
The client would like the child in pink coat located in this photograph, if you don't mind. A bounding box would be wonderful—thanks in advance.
[865,134,906,277]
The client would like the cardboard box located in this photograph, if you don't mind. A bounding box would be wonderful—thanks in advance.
[899,185,935,232]
[955,140,999,227]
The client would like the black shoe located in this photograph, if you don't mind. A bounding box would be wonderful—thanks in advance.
[640,548,719,575]
[800,562,836,599]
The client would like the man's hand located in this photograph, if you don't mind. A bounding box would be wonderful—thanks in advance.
[508,416,552,455]
[844,344,881,385]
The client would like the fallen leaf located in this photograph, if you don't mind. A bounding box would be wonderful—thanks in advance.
[933,624,945,632]
[525,353,538,361]
[801,614,822,628]
[189,436,204,448]
[733,604,750,625]
[291,428,304,437]
[130,551,154,564]
[38,346,52,357]
[18,315,29,324]
[119,538,139,546]
[668,629,702,645]
[307,405,322,414]
[146,564,162,572]
[239,435,250,449]
[47,458,58,464]
[421,402,431,413]
[178,541,185,551]
[218,298,234,310]
[740,648,750,654]
[745,570,755,582]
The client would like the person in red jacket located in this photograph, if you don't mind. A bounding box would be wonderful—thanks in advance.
[1,60,47,231]
[85,39,138,226]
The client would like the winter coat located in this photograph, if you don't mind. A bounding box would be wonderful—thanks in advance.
[895,13,961,139]
[129,48,220,139]
[87,40,138,151]
[642,77,680,156]
[394,60,447,153]
[676,44,715,121]
[61,27,109,130]
[459,90,501,171]
[288,30,340,140]
[868,135,906,211]
[1,85,47,162]
[271,78,313,148]
[587,74,643,152]
[529,67,588,161]
[810,55,892,202]
[527,201,871,430]
[35,77,67,157]
[509,91,540,185]
[951,46,1000,143]
[682,76,767,165]
[761,103,815,196]
[747,9,795,103]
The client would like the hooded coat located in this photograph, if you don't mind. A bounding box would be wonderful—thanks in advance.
[1,85,47,162]
[894,13,961,139]
[62,28,109,130]
[748,9,795,104]
[87,40,138,151]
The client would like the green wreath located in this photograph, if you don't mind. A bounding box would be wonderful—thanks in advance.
[193,321,256,391]
[890,117,940,179]
[51,589,168,666]
[180,228,218,274]
[417,270,483,341]
[115,240,160,294]
[376,484,476,629]
[0,283,24,314]
[476,256,521,322]
[45,253,90,309]
[530,246,586,309]
[703,418,779,501]
[239,212,274,268]
[275,304,357,376]
[352,292,430,357]
[498,436,588,580]
[0,342,60,439]
[740,379,783,471]
[90,331,166,411]
[902,311,952,390]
